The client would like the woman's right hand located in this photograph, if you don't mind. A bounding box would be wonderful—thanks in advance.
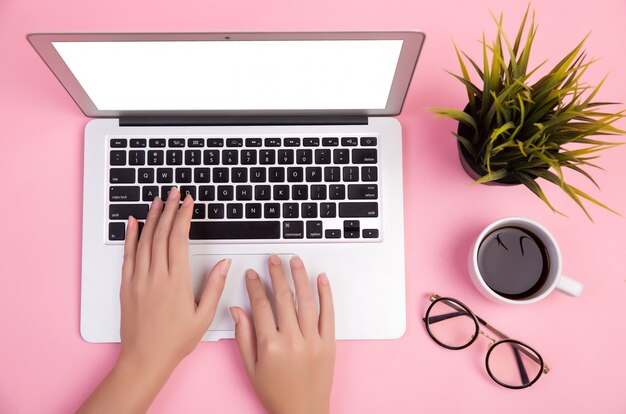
[230,255,335,414]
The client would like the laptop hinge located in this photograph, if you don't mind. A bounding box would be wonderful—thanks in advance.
[119,116,368,127]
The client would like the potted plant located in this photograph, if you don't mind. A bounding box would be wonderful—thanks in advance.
[433,6,625,219]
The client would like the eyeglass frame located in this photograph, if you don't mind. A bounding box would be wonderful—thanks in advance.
[423,293,550,389]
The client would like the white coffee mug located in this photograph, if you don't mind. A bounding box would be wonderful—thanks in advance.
[469,217,583,305]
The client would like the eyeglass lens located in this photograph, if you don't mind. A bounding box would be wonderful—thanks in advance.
[486,341,543,388]
[426,299,477,349]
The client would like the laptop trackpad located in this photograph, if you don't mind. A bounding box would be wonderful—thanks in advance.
[191,254,294,331]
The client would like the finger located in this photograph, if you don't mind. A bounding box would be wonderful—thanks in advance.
[121,216,139,285]
[267,255,299,334]
[289,256,318,338]
[197,259,231,327]
[317,273,335,341]
[150,187,180,272]
[231,306,257,378]
[135,197,164,276]
[245,269,277,339]
[168,194,194,276]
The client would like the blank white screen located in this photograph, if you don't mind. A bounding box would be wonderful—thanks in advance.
[52,40,403,111]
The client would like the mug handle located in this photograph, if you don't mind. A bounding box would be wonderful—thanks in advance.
[556,275,584,297]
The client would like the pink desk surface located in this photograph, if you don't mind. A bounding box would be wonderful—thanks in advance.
[1,0,625,412]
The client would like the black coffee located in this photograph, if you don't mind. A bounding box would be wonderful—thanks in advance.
[477,226,550,300]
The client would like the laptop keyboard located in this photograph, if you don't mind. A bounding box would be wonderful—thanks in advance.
[107,135,381,242]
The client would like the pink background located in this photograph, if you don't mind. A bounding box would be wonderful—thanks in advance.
[1,0,625,412]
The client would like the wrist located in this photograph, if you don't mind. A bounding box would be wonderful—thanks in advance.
[115,348,178,385]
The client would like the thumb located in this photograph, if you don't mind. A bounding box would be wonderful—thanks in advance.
[231,306,257,378]
[197,259,231,327]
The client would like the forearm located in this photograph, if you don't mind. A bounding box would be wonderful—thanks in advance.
[77,353,175,414]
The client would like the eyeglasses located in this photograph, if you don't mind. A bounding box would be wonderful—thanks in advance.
[422,293,549,389]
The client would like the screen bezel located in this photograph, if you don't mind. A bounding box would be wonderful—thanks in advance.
[27,32,425,118]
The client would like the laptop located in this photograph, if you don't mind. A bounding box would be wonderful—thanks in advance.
[28,32,426,342]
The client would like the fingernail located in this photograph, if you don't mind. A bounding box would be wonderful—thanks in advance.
[168,186,178,200]
[220,259,232,278]
[182,194,193,206]
[150,197,163,210]
[319,272,329,285]
[246,269,258,280]
[291,255,304,269]
[127,216,135,228]
[230,307,239,324]
[269,254,281,265]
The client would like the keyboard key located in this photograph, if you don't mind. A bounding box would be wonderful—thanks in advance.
[284,137,300,147]
[301,203,317,218]
[296,149,312,164]
[217,185,234,201]
[348,184,378,200]
[292,185,308,200]
[110,168,135,184]
[193,204,205,219]
[320,202,336,218]
[168,138,185,147]
[254,185,271,200]
[315,149,331,164]
[363,229,379,238]
[324,167,340,182]
[185,150,201,165]
[322,137,339,146]
[264,138,281,147]
[231,168,248,183]
[343,166,359,182]
[109,204,149,220]
[199,186,215,201]
[339,202,378,218]
[194,168,210,183]
[236,185,253,200]
[264,203,280,218]
[250,168,267,183]
[161,186,179,201]
[241,150,257,165]
[311,185,327,200]
[278,149,294,165]
[273,185,289,200]
[306,167,322,182]
[360,137,377,146]
[344,220,360,238]
[166,150,183,165]
[111,138,127,148]
[149,139,166,147]
[260,150,276,164]
[361,166,378,182]
[222,150,238,165]
[303,137,320,147]
[138,168,154,183]
[329,184,346,200]
[352,149,377,164]
[245,203,262,218]
[207,203,225,219]
[190,221,280,239]
[175,168,192,183]
[110,151,126,166]
[283,203,299,218]
[188,138,204,147]
[156,168,174,183]
[333,149,349,164]
[109,186,140,202]
[341,137,358,146]
[213,168,229,183]
[203,150,219,165]
[148,150,164,165]
[227,203,243,218]
[180,185,196,200]
[269,167,285,183]
[245,138,262,147]
[142,186,159,201]
[325,229,341,239]
[109,222,125,240]
[287,167,303,182]
[306,221,323,238]
[130,139,147,148]
[283,221,304,239]
[226,138,243,147]
[207,138,224,147]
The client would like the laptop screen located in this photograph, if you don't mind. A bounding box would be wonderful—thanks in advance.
[51,40,403,112]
